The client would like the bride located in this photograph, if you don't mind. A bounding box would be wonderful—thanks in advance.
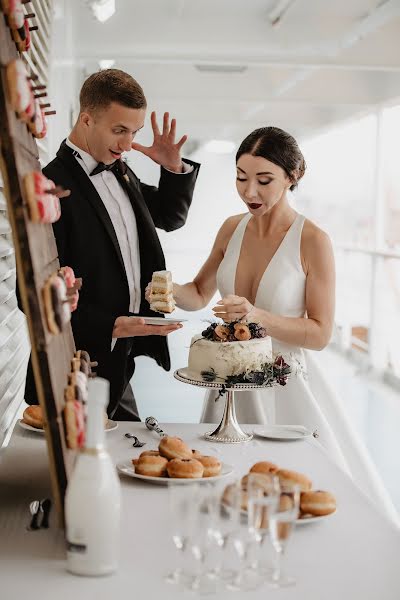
[155,126,397,521]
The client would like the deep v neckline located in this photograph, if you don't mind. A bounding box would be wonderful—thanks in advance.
[234,213,299,303]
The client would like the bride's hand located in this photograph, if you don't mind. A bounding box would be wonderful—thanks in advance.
[212,294,257,321]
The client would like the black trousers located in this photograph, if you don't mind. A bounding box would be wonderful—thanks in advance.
[111,382,140,422]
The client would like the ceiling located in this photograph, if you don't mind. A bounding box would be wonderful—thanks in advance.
[54,0,400,146]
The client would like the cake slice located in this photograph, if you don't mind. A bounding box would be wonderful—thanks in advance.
[149,270,175,313]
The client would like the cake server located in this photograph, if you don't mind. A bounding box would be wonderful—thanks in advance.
[145,416,167,437]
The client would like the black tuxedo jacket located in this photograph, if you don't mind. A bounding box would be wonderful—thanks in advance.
[38,141,199,414]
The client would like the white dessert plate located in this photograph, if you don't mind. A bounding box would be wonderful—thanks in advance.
[18,419,118,434]
[117,461,233,485]
[140,316,187,326]
[18,420,45,434]
[253,425,312,441]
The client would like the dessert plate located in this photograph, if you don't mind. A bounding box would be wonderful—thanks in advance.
[253,425,312,441]
[117,461,233,485]
[18,419,118,434]
[140,316,187,326]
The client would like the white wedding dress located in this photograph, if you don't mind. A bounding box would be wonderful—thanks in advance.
[201,212,398,523]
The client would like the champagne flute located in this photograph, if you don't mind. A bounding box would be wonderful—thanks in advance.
[247,472,280,575]
[165,481,199,585]
[268,483,300,588]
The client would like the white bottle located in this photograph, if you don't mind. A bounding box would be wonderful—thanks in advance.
[65,377,121,576]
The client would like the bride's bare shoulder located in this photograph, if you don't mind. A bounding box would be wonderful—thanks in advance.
[215,213,247,249]
[301,218,333,266]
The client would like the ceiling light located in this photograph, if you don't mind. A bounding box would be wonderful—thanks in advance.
[204,140,236,154]
[99,59,115,70]
[89,0,115,23]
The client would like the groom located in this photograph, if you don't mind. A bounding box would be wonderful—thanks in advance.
[25,68,200,420]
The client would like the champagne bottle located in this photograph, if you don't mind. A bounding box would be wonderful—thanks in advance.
[65,377,121,576]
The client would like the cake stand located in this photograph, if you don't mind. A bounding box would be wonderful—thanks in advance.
[174,367,269,444]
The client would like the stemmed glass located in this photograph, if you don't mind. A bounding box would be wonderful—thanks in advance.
[268,483,300,588]
[212,480,243,581]
[165,481,199,585]
[246,472,280,575]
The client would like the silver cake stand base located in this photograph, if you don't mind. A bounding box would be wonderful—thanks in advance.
[174,368,267,444]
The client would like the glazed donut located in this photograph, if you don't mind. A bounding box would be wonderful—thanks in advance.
[63,400,85,450]
[22,405,43,429]
[166,458,204,479]
[42,273,71,334]
[132,450,160,466]
[28,99,47,139]
[2,0,24,29]
[300,490,336,516]
[158,436,192,460]
[135,455,168,477]
[276,469,312,492]
[197,455,221,477]
[24,171,60,224]
[6,59,35,123]
[250,461,279,475]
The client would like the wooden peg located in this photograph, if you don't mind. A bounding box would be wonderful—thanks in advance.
[32,84,46,91]
[27,73,39,81]
[25,13,35,18]
[44,110,56,116]
[34,92,47,98]
[29,25,39,31]
[39,103,50,108]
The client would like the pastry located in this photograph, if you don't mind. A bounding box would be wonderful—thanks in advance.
[149,270,175,314]
[131,450,160,466]
[300,490,336,516]
[68,370,88,402]
[276,469,312,492]
[6,59,35,123]
[158,436,192,460]
[22,405,43,429]
[28,98,47,138]
[63,400,85,450]
[42,273,71,334]
[135,455,168,477]
[166,457,204,479]
[197,455,221,477]
[11,19,31,52]
[58,266,81,312]
[24,171,61,223]
[191,448,203,459]
[1,0,24,29]
[250,461,279,475]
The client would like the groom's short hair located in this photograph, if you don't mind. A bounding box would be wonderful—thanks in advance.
[79,68,147,113]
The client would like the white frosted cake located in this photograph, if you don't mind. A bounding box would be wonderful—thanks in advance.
[187,322,273,385]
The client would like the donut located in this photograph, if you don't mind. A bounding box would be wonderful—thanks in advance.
[243,472,277,493]
[135,455,168,477]
[197,455,221,477]
[12,19,31,52]
[28,99,47,138]
[250,461,279,475]
[131,450,160,466]
[6,59,35,123]
[166,458,204,479]
[222,484,248,511]
[63,400,85,450]
[300,490,336,516]
[68,370,88,402]
[22,405,43,429]
[24,171,60,224]
[1,0,24,29]
[42,273,71,334]
[276,469,312,492]
[158,436,192,460]
[58,266,81,312]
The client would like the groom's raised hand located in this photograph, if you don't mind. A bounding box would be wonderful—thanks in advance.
[131,111,187,173]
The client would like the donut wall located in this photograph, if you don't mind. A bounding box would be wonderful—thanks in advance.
[0,0,78,524]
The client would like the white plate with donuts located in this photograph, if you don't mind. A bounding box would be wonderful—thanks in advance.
[117,460,234,485]
[18,419,118,434]
[253,425,312,441]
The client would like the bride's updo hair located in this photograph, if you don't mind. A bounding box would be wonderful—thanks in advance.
[236,127,306,191]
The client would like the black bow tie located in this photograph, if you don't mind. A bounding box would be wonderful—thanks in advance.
[90,159,128,178]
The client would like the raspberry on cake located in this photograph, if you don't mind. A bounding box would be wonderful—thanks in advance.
[149,270,176,314]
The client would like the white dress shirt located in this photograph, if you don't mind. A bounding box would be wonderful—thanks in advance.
[65,138,191,350]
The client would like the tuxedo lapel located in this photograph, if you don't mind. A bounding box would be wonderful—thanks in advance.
[56,142,126,275]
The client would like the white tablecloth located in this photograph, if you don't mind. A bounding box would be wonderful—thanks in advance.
[1,422,400,599]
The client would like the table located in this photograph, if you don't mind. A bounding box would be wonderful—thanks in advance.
[1,422,400,599]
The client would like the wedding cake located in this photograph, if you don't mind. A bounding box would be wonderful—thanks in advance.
[187,321,275,385]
